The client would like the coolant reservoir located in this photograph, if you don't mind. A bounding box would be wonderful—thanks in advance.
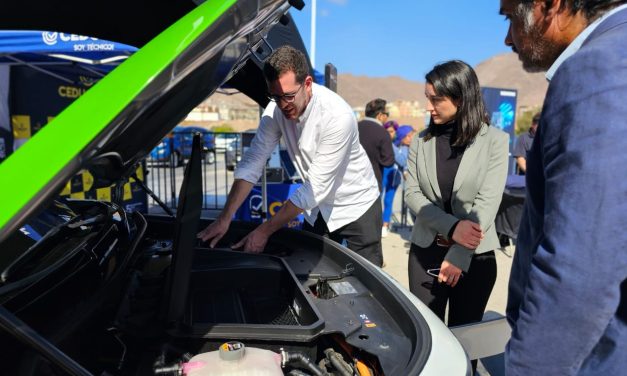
[183,341,283,376]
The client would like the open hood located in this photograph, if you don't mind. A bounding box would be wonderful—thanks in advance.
[0,0,309,242]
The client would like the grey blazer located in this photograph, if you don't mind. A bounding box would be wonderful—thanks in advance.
[404,123,509,272]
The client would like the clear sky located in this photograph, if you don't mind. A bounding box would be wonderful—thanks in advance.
[290,0,512,82]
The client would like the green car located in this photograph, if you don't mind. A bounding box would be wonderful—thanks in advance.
[0,1,475,375]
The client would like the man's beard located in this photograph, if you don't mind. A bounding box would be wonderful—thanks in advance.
[516,5,564,72]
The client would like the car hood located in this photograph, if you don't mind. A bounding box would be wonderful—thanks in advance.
[0,0,308,242]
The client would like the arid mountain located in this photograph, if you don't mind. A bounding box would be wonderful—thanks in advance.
[198,52,546,130]
[336,75,425,108]
[474,52,548,110]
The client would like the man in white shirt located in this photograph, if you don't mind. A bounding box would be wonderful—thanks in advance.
[198,46,383,266]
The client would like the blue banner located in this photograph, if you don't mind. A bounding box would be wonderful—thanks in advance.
[482,87,518,173]
[235,183,305,229]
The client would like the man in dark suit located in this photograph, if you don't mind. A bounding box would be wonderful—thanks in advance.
[500,0,627,374]
[358,98,395,190]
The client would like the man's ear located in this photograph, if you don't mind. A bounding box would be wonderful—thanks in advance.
[542,0,562,19]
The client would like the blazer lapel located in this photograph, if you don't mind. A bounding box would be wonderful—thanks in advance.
[423,136,442,202]
[453,124,488,193]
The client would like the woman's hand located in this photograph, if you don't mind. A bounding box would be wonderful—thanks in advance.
[439,260,463,287]
[452,219,484,249]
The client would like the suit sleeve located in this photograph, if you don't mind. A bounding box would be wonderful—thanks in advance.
[404,135,459,235]
[505,52,627,374]
[445,131,509,271]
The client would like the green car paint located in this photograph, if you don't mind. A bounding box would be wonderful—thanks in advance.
[0,0,237,234]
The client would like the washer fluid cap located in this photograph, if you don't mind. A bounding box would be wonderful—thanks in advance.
[219,341,246,361]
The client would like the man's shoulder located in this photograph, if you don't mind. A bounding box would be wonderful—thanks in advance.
[561,10,627,76]
[313,84,353,115]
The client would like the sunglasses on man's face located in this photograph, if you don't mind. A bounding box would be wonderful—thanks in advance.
[267,84,303,103]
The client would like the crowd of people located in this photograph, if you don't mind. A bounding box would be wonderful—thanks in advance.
[199,0,627,374]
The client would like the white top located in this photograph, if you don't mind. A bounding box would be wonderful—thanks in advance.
[234,83,380,231]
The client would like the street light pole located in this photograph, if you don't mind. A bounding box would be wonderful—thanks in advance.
[310,0,316,69]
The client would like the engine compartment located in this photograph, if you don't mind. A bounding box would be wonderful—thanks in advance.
[0,202,431,375]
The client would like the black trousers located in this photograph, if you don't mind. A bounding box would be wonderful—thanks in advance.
[302,199,383,267]
[408,241,496,327]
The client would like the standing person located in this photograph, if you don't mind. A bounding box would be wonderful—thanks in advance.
[512,111,540,175]
[381,124,414,237]
[198,46,383,266]
[500,1,627,374]
[358,99,395,191]
[404,60,509,371]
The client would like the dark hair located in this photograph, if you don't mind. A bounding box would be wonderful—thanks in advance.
[520,0,627,21]
[365,98,387,118]
[424,60,488,147]
[262,45,310,84]
[532,112,541,124]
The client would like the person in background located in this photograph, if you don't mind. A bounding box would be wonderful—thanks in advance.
[381,123,414,237]
[404,60,509,373]
[358,99,395,191]
[198,46,383,266]
[512,111,540,175]
[499,0,627,374]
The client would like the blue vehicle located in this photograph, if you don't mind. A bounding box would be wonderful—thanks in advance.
[150,125,216,166]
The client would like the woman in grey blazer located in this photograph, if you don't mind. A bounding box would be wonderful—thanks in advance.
[404,61,509,362]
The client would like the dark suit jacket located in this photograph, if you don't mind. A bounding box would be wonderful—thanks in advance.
[358,118,394,190]
[506,8,627,375]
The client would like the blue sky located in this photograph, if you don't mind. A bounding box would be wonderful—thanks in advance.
[290,0,512,82]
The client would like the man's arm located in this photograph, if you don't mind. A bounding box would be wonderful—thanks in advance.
[197,179,254,247]
[198,105,281,247]
[232,200,303,253]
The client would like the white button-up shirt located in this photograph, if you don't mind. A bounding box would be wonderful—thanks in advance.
[234,83,380,231]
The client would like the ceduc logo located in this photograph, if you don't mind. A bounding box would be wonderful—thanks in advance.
[42,32,58,46]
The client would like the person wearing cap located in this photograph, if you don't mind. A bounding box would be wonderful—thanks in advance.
[512,111,540,175]
[381,124,414,237]
[358,99,395,191]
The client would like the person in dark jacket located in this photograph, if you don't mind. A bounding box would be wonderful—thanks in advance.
[500,0,627,374]
[358,98,395,191]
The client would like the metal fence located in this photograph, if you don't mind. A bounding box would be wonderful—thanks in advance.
[144,131,242,213]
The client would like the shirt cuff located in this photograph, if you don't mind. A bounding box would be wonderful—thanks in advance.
[289,183,317,211]
[233,166,261,185]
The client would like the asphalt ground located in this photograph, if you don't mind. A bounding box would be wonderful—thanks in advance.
[382,188,513,376]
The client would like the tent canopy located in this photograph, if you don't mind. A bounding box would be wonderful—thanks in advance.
[0,30,137,81]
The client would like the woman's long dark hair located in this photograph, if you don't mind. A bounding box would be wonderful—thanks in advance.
[424,60,489,147]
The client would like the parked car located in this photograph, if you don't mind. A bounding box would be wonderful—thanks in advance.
[214,132,242,152]
[225,137,242,171]
[0,1,471,375]
[150,125,216,166]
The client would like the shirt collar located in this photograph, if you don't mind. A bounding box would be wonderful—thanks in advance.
[297,83,317,123]
[362,116,382,126]
[546,4,627,81]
